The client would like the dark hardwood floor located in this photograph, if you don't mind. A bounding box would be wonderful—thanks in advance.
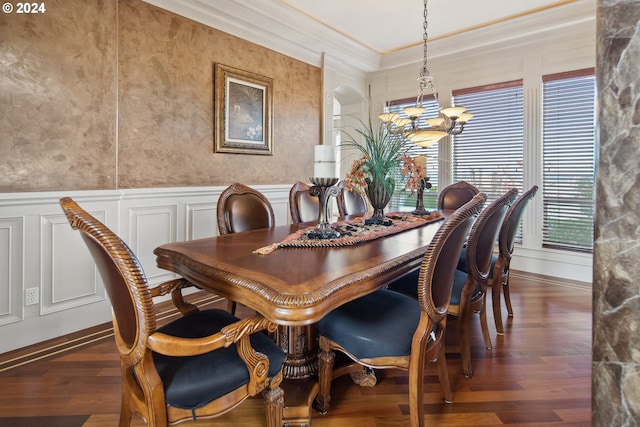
[0,271,592,427]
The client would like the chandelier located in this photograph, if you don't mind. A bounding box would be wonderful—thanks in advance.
[379,0,473,147]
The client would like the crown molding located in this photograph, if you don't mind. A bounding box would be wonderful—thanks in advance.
[142,0,382,72]
[142,0,595,74]
[381,0,596,70]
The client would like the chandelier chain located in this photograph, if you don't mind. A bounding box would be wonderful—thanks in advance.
[421,0,429,77]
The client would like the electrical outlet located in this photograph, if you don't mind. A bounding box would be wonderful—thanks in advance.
[25,287,39,306]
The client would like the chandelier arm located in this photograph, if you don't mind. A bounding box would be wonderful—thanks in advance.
[449,123,465,135]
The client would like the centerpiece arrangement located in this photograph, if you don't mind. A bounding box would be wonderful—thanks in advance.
[342,119,407,225]
[400,154,432,215]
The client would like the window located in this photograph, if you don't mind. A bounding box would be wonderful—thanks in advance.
[542,69,595,252]
[451,81,524,201]
[385,98,440,210]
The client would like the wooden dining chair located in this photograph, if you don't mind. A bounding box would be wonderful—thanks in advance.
[437,181,480,210]
[60,197,285,427]
[315,194,485,427]
[217,183,276,235]
[455,186,539,334]
[217,183,276,313]
[490,185,539,333]
[336,179,367,217]
[289,181,319,223]
[449,188,517,377]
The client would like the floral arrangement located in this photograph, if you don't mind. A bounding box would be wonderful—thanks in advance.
[345,157,370,195]
[400,155,427,195]
[342,118,407,198]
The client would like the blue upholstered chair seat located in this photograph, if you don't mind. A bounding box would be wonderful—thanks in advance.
[388,267,483,307]
[318,289,424,359]
[450,268,483,306]
[153,309,285,410]
[456,248,498,277]
[385,268,420,299]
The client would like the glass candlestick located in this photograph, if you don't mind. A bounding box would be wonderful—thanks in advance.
[308,177,340,239]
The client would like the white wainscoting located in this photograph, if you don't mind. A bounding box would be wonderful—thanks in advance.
[0,184,592,354]
[0,185,291,353]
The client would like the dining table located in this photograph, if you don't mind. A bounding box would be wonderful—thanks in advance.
[154,211,447,426]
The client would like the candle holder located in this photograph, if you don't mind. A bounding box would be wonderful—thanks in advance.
[308,177,340,239]
[412,177,433,216]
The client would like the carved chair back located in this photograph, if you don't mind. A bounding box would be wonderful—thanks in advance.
[437,181,480,211]
[289,181,319,224]
[217,183,275,235]
[336,180,367,217]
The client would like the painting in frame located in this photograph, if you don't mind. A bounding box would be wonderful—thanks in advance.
[214,63,273,155]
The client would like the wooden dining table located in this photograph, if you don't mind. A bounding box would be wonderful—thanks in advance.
[154,213,446,426]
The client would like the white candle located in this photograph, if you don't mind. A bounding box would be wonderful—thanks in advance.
[313,145,336,178]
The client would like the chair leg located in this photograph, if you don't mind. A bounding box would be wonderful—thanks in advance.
[503,275,513,317]
[119,369,138,427]
[118,394,133,427]
[436,345,453,404]
[407,356,425,427]
[315,337,336,414]
[459,298,473,378]
[263,385,284,427]
[492,278,505,335]
[479,299,492,351]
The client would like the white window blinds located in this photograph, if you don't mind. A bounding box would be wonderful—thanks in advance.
[542,70,595,252]
[452,81,524,202]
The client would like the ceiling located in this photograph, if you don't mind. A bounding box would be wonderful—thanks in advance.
[143,0,596,72]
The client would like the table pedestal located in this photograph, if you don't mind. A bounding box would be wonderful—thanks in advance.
[273,324,377,426]
[274,324,318,379]
[272,324,319,426]
[281,378,319,427]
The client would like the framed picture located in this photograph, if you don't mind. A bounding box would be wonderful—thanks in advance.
[214,64,273,155]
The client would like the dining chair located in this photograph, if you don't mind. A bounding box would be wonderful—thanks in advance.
[60,197,285,427]
[315,194,485,427]
[217,183,276,313]
[336,179,367,217]
[217,183,276,235]
[449,188,517,377]
[437,181,480,210]
[455,186,539,334]
[490,185,539,333]
[289,181,319,223]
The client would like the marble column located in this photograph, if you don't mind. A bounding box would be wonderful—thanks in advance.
[593,1,640,425]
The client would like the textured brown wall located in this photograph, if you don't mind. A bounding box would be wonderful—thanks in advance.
[0,0,320,191]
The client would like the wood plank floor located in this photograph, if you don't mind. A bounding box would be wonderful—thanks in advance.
[0,271,592,427]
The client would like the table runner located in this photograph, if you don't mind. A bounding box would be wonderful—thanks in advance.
[254,211,444,255]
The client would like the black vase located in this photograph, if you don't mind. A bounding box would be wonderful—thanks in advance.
[364,178,392,225]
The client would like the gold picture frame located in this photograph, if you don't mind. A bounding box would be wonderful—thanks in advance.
[214,63,273,155]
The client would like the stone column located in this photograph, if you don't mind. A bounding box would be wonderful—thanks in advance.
[593,1,640,425]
